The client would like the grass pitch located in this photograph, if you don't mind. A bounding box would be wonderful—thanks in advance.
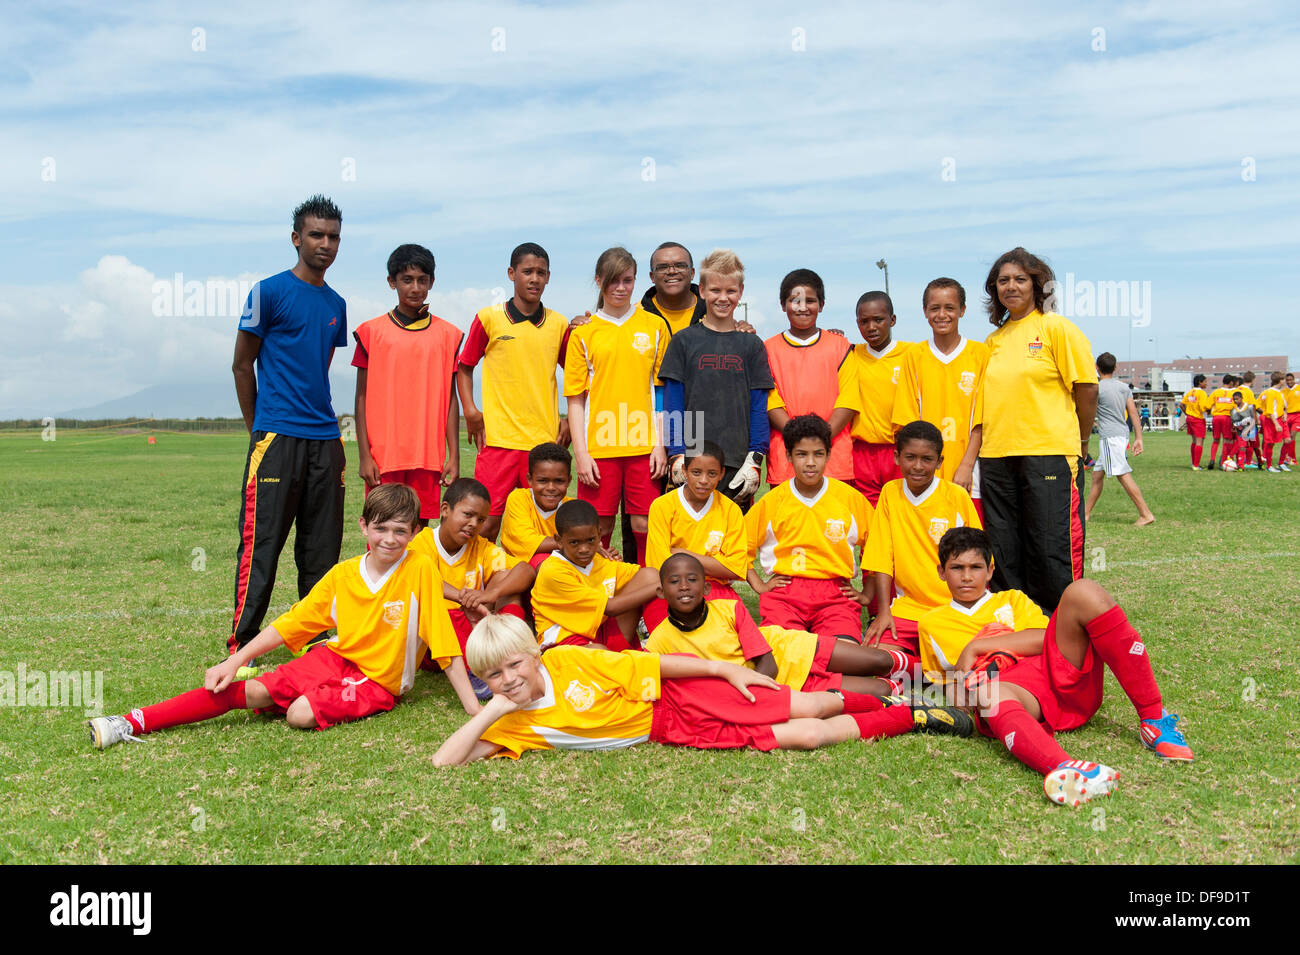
[1,427,1297,864]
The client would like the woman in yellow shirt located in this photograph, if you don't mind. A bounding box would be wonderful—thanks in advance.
[977,248,1098,614]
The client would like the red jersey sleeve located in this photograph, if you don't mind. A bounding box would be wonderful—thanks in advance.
[458,315,489,367]
[351,324,371,370]
[558,325,572,366]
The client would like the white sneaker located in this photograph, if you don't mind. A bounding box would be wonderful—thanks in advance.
[1268,466,1283,473]
[86,715,143,750]
[1280,464,1293,472]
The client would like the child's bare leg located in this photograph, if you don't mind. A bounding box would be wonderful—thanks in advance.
[285,695,317,729]
[827,641,894,676]
[1115,473,1155,525]
[788,690,843,719]
[1085,471,1104,520]
[840,675,897,695]
[1051,579,1117,668]
[613,609,642,646]
[244,679,273,708]
[481,515,502,543]
[772,715,860,750]
[597,514,616,549]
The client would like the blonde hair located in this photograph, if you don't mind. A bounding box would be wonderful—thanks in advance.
[594,246,637,310]
[465,613,539,674]
[698,248,744,289]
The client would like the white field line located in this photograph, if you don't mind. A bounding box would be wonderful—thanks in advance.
[0,606,287,624]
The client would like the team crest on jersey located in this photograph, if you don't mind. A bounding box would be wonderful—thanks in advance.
[891,366,901,384]
[705,530,724,554]
[1027,337,1043,357]
[824,518,846,542]
[383,600,404,628]
[632,331,652,353]
[464,570,479,589]
[927,517,950,544]
[958,371,976,395]
[993,604,1016,628]
[603,577,617,597]
[564,680,596,712]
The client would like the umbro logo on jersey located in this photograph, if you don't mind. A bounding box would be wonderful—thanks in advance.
[1129,641,1145,655]
[1003,731,1016,750]
[495,335,516,341]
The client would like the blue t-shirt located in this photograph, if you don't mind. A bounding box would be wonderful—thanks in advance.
[238,270,348,439]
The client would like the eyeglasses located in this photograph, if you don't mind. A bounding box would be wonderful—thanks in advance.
[651,262,692,275]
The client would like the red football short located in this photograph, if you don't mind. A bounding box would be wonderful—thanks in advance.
[376,469,441,519]
[554,616,633,651]
[576,454,659,516]
[851,440,900,507]
[875,615,920,655]
[650,669,791,751]
[1185,416,1206,439]
[760,576,863,643]
[642,581,741,633]
[797,635,844,692]
[474,446,532,516]
[1263,419,1286,444]
[997,609,1103,733]
[1288,411,1300,435]
[256,645,397,730]
[1211,416,1234,441]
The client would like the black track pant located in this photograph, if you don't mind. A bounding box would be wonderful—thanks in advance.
[229,432,346,652]
[978,454,1084,614]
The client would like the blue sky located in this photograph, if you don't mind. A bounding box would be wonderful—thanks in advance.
[1,0,1297,416]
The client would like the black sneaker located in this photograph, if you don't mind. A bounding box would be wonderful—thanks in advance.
[911,705,974,737]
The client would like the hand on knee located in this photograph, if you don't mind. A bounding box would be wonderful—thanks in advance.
[285,696,317,729]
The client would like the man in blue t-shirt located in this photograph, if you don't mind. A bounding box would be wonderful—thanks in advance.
[228,195,349,658]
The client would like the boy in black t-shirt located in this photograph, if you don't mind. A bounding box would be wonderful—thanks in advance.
[659,249,774,512]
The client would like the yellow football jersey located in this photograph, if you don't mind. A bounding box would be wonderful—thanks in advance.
[653,296,698,337]
[861,477,981,622]
[531,553,644,644]
[481,646,660,758]
[564,306,670,457]
[980,311,1096,458]
[892,338,989,483]
[463,303,569,451]
[1207,387,1235,418]
[1180,387,1207,420]
[1285,385,1300,414]
[270,553,459,696]
[918,589,1049,684]
[646,487,748,581]
[408,527,520,612]
[1261,388,1286,419]
[835,340,916,443]
[499,487,572,560]
[746,478,873,579]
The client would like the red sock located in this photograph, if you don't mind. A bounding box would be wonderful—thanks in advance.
[1209,439,1219,463]
[1084,605,1162,721]
[1190,444,1201,467]
[885,648,910,679]
[125,683,248,735]
[1285,438,1296,463]
[1263,444,1274,468]
[850,705,913,740]
[633,529,647,566]
[600,531,613,551]
[839,690,885,713]
[984,698,1070,774]
[499,603,525,621]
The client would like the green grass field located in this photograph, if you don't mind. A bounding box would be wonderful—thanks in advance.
[1,426,1297,864]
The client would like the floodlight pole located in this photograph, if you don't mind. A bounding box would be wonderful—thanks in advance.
[875,259,889,295]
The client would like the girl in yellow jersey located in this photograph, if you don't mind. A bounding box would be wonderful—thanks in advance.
[1180,374,1209,469]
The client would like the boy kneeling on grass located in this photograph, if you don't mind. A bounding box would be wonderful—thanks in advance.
[88,484,479,749]
[918,526,1194,807]
[432,612,971,765]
